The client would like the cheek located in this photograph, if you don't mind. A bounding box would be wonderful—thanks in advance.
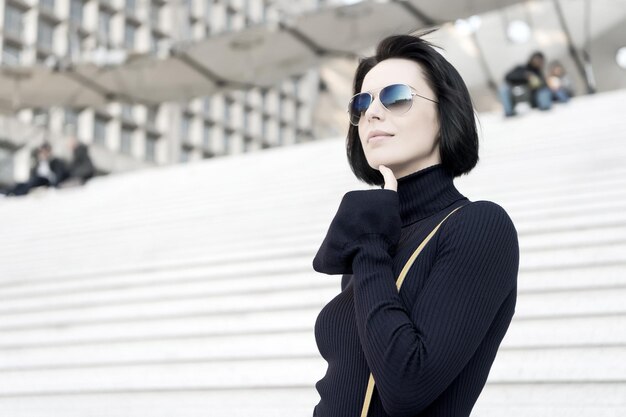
[358,125,365,139]
[409,107,438,133]
[396,111,438,146]
[358,127,367,146]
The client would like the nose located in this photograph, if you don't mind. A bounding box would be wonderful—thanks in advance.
[363,95,385,123]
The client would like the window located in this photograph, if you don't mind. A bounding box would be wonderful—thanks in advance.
[124,22,137,50]
[181,18,191,40]
[203,121,212,148]
[150,31,165,54]
[243,107,250,134]
[68,30,81,59]
[224,97,233,126]
[125,0,137,15]
[260,89,268,114]
[121,103,133,121]
[293,76,301,100]
[0,140,15,185]
[277,96,284,121]
[146,106,158,129]
[180,112,192,140]
[226,6,236,31]
[65,108,80,135]
[94,115,108,145]
[278,123,284,145]
[150,32,157,54]
[120,127,133,154]
[2,43,21,65]
[180,146,191,162]
[39,0,55,14]
[0,145,14,183]
[296,100,305,127]
[180,0,192,39]
[69,0,84,26]
[223,130,231,153]
[33,108,49,128]
[261,115,269,142]
[184,0,192,14]
[37,19,55,51]
[294,128,301,143]
[204,0,212,22]
[4,4,24,38]
[150,2,160,27]
[146,134,158,162]
[98,9,112,43]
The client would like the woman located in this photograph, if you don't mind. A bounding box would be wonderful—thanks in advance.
[311,31,519,417]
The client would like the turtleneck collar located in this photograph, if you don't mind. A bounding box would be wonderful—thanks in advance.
[386,163,467,227]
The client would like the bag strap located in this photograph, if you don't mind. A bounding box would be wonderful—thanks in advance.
[360,203,469,417]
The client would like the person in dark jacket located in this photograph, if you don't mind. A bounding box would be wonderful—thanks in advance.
[498,51,553,117]
[311,30,519,417]
[2,142,67,196]
[64,136,95,185]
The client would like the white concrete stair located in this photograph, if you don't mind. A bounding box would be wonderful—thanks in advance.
[1,88,626,416]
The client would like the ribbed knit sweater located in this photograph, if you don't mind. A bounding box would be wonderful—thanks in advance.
[311,163,519,417]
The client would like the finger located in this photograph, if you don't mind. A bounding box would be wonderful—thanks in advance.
[378,165,397,191]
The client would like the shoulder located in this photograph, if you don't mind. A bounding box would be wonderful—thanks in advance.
[440,200,518,245]
[456,200,513,220]
[433,201,519,278]
[508,65,526,73]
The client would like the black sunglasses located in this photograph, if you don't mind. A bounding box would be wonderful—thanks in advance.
[347,83,438,126]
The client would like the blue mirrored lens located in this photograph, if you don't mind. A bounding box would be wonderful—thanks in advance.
[380,84,413,112]
[349,93,372,125]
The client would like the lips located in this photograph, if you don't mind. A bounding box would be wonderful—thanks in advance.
[367,131,394,143]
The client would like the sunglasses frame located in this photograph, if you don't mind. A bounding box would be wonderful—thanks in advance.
[347,83,438,126]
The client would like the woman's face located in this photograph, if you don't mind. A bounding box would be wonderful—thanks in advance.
[357,58,441,179]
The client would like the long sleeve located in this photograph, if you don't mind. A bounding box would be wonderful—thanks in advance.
[349,201,519,417]
[312,189,401,276]
[504,65,529,85]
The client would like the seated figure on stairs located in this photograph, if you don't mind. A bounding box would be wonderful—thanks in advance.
[498,51,552,117]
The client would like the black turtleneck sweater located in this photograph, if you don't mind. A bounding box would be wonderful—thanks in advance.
[311,163,519,417]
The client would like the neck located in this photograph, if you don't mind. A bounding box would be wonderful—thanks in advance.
[392,163,467,227]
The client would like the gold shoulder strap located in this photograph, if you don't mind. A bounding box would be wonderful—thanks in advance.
[360,204,467,417]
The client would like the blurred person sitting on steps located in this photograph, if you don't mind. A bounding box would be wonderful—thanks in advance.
[547,60,574,103]
[1,142,67,197]
[60,136,95,187]
[498,51,552,117]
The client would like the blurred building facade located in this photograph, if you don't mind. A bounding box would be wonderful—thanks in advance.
[0,0,323,183]
[1,0,624,185]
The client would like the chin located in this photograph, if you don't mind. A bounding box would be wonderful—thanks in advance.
[368,160,398,172]
[366,153,402,170]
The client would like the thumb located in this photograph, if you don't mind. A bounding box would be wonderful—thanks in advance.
[378,165,397,191]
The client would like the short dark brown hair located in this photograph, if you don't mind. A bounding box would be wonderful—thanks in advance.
[346,29,479,185]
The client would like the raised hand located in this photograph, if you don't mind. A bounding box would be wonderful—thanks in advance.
[379,165,397,191]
